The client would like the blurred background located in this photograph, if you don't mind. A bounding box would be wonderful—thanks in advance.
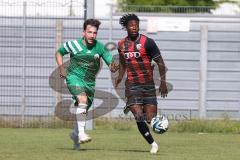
[0,0,239,128]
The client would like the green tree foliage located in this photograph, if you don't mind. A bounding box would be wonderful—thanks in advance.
[118,0,217,6]
[117,0,221,13]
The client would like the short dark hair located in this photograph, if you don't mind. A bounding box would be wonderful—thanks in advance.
[83,19,101,30]
[119,13,139,29]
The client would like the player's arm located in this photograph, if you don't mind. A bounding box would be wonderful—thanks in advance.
[101,44,119,73]
[55,51,66,78]
[109,62,119,73]
[115,49,126,88]
[154,55,168,98]
[55,42,70,78]
[146,38,168,98]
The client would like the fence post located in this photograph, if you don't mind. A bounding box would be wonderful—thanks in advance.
[109,4,113,42]
[105,4,114,119]
[86,0,94,19]
[85,0,95,130]
[21,1,27,127]
[55,20,63,112]
[238,100,240,120]
[199,25,208,119]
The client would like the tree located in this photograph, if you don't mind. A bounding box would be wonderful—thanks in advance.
[118,0,217,6]
[117,0,219,13]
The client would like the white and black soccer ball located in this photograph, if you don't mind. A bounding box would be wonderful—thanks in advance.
[151,115,169,134]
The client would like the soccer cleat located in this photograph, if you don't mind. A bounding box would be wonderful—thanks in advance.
[69,132,80,150]
[78,133,92,144]
[123,106,130,115]
[150,143,159,154]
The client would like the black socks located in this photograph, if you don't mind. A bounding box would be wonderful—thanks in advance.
[136,121,154,144]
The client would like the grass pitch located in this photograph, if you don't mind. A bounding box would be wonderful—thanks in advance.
[0,126,240,160]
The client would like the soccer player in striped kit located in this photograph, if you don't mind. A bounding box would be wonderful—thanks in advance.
[115,14,168,154]
[56,19,118,150]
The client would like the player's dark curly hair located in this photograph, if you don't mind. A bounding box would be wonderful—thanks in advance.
[119,13,139,29]
[83,19,101,30]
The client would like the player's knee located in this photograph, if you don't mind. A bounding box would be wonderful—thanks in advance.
[146,116,156,124]
[76,94,88,104]
[146,112,156,124]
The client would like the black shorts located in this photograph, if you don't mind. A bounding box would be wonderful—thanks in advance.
[125,83,157,107]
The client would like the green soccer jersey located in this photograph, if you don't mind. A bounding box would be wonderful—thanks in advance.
[58,38,113,108]
[58,38,112,81]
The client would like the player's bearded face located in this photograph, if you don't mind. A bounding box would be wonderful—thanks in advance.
[83,25,98,46]
[127,20,139,40]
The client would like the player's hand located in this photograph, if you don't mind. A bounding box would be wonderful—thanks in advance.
[109,62,119,73]
[59,66,66,79]
[115,77,122,88]
[159,81,168,98]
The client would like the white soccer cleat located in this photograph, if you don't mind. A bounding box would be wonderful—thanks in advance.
[78,133,92,144]
[69,132,80,150]
[150,143,159,154]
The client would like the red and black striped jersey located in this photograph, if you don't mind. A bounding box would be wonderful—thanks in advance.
[118,34,161,84]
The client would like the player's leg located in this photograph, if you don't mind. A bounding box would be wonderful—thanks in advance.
[129,104,156,151]
[126,84,157,153]
[66,76,93,144]
[142,90,158,123]
[75,93,92,144]
[65,77,91,150]
[71,100,79,137]
[143,104,158,154]
[143,104,157,123]
[140,83,159,152]
[69,122,80,150]
[68,99,81,149]
[142,84,159,153]
[66,79,82,149]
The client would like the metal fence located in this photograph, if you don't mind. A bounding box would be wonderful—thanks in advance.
[0,1,240,128]
[0,1,85,17]
[117,5,215,14]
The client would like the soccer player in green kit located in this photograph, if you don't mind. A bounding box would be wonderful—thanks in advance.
[55,19,118,150]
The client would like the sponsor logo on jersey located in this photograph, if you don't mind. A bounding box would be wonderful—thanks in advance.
[124,52,141,59]
[136,44,142,50]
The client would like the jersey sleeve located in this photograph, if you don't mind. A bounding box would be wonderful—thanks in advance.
[145,37,161,60]
[58,42,71,56]
[99,42,113,66]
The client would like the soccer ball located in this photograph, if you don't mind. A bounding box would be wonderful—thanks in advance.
[151,115,169,134]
